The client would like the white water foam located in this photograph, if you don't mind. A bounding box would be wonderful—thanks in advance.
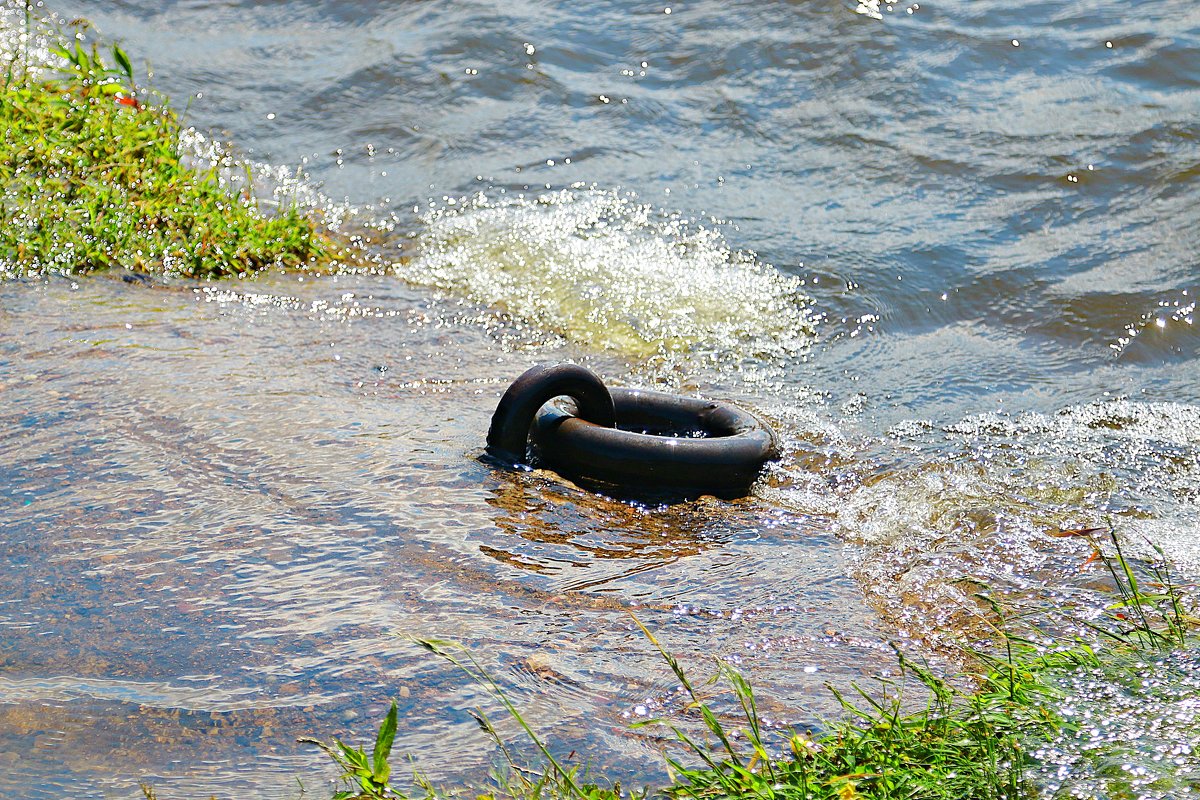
[396,188,817,365]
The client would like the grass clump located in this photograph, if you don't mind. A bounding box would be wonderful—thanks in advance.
[290,525,1190,800]
[299,701,412,800]
[631,613,1071,800]
[308,627,1067,800]
[0,14,333,278]
[642,525,1196,800]
[301,524,1196,800]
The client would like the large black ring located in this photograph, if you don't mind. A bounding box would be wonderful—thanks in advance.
[486,364,778,498]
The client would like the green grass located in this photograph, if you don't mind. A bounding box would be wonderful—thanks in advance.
[640,525,1195,800]
[306,630,1067,800]
[299,524,1196,800]
[637,620,1070,800]
[0,15,334,279]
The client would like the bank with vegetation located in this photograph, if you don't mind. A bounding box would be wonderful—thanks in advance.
[300,527,1197,800]
[0,16,333,279]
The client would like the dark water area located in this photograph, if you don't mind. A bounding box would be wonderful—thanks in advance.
[3,0,1200,797]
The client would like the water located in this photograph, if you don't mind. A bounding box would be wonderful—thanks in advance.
[1034,648,1200,798]
[2,0,1199,796]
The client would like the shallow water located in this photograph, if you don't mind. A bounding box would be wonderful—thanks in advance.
[3,0,1200,796]
[1033,647,1200,799]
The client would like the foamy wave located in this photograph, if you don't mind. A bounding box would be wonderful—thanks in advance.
[396,188,817,363]
[810,399,1200,645]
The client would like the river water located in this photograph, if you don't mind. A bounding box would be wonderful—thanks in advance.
[2,0,1199,797]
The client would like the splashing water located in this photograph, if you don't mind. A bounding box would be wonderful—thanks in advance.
[763,398,1200,648]
[176,128,357,232]
[1033,646,1200,798]
[396,188,816,365]
[0,3,53,69]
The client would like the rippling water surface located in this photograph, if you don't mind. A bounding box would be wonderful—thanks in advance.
[2,0,1199,797]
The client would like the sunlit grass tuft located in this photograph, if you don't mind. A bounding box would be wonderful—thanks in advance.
[632,613,1074,800]
[0,14,334,279]
[298,523,1195,800]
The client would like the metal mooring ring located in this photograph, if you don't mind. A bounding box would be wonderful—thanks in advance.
[486,363,779,498]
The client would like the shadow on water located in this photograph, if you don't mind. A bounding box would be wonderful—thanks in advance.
[479,465,796,592]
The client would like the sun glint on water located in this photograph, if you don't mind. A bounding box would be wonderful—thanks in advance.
[396,188,817,365]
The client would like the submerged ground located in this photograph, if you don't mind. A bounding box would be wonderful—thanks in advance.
[2,0,1199,797]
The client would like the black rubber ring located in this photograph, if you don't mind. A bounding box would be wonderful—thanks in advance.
[486,363,615,463]
[486,364,778,498]
[532,388,778,497]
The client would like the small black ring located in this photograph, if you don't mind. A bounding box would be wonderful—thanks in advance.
[485,364,778,498]
[532,388,778,497]
[486,363,615,463]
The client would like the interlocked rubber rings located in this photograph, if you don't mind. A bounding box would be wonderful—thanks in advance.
[486,363,779,498]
